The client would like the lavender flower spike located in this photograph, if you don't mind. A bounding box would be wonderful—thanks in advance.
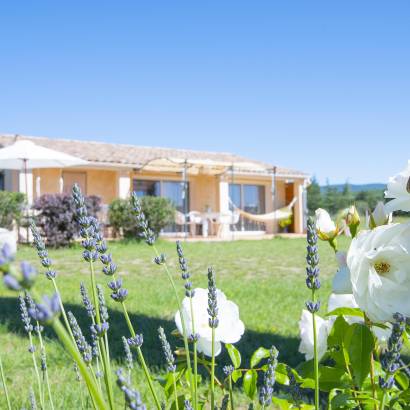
[28,293,60,324]
[116,368,146,410]
[176,241,195,298]
[305,216,321,313]
[122,336,134,371]
[80,282,95,318]
[158,327,176,372]
[67,311,92,364]
[130,192,155,245]
[207,267,219,328]
[259,346,279,406]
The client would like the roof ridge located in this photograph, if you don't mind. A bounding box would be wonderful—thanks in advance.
[0,132,243,159]
[0,133,308,176]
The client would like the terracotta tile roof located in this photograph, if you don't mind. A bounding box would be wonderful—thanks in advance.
[0,133,308,178]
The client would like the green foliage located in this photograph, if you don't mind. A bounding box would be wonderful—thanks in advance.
[0,191,26,229]
[243,369,257,399]
[307,178,385,216]
[226,343,241,368]
[307,177,322,213]
[108,196,175,238]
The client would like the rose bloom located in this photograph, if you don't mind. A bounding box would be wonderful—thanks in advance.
[299,292,391,361]
[175,288,245,357]
[299,294,360,361]
[347,222,410,323]
[315,208,337,240]
[367,201,392,229]
[332,251,352,294]
[298,310,329,361]
[385,161,410,213]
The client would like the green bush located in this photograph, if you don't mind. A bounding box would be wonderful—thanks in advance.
[109,196,175,238]
[0,191,26,229]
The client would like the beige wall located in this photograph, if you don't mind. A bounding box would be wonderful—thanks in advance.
[32,168,118,204]
[28,166,306,234]
[190,175,218,212]
[86,169,117,203]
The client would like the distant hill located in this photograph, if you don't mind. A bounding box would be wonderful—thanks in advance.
[320,183,385,193]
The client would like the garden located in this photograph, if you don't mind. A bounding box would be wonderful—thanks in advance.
[1,162,410,409]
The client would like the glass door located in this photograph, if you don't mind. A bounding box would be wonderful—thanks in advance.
[229,183,266,231]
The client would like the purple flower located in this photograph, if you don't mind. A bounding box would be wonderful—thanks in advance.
[127,334,143,348]
[29,293,61,323]
[111,288,128,302]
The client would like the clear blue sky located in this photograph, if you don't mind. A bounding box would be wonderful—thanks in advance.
[1,1,409,184]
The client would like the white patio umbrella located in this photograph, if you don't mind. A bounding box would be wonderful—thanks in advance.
[0,139,88,171]
[0,139,88,241]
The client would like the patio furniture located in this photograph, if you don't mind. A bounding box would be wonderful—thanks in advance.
[215,211,240,237]
[175,210,204,236]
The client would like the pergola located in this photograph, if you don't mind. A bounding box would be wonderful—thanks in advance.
[133,157,277,238]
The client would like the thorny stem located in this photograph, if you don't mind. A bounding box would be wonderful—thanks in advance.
[121,302,162,410]
[0,349,11,410]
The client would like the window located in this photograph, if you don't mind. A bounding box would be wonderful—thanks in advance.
[132,179,189,232]
[0,171,4,191]
[229,183,266,231]
[133,180,160,197]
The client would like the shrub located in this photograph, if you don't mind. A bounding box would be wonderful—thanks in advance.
[109,196,175,238]
[0,191,26,229]
[33,193,101,247]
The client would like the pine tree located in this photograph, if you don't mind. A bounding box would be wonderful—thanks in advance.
[307,177,322,214]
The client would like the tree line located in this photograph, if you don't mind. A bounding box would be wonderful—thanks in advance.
[307,178,385,215]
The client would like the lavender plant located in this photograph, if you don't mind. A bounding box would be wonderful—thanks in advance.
[3,164,410,409]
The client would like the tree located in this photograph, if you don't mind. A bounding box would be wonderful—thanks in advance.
[307,177,322,214]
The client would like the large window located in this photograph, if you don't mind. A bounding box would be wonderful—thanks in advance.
[133,179,189,232]
[229,183,266,231]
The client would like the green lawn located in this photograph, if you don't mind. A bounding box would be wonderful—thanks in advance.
[0,236,347,408]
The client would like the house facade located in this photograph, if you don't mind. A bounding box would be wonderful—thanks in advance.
[0,134,310,237]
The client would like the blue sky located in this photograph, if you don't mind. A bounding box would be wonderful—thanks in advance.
[1,2,409,184]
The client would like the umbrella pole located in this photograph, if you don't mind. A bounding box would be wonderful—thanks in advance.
[184,160,189,241]
[231,164,234,241]
[272,166,277,235]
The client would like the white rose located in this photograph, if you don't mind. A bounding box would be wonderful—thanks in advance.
[384,161,410,213]
[332,252,352,294]
[298,310,330,361]
[175,288,245,357]
[367,201,392,229]
[315,208,337,239]
[347,223,410,323]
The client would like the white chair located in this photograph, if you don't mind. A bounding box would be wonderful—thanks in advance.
[216,211,240,237]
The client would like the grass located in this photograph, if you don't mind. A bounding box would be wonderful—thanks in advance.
[0,236,348,408]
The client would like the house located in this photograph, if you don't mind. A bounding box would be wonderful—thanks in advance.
[0,134,310,238]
